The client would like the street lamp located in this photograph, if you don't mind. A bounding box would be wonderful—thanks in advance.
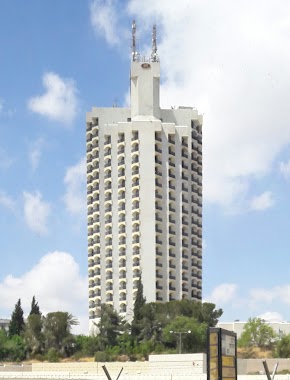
[170,330,191,354]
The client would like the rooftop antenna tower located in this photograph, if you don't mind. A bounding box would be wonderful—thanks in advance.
[132,20,138,62]
[151,24,158,62]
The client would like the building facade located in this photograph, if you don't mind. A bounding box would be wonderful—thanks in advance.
[86,24,203,330]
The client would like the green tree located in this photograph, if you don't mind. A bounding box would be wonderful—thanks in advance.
[24,314,44,357]
[238,318,277,349]
[139,303,163,344]
[4,335,26,361]
[276,334,290,358]
[131,275,146,338]
[43,312,78,356]
[75,334,100,357]
[96,304,124,350]
[163,316,207,353]
[9,299,25,337]
[30,296,41,316]
[0,329,8,360]
[197,302,223,326]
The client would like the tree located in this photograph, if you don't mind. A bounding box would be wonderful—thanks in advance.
[197,302,223,326]
[29,296,41,316]
[96,304,124,350]
[9,299,25,337]
[238,318,277,349]
[43,312,78,356]
[24,314,44,357]
[131,275,146,338]
[163,316,207,353]
[276,334,290,358]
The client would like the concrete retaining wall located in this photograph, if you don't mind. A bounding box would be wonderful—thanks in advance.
[238,359,290,374]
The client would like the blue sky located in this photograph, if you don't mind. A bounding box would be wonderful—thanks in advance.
[1,0,290,334]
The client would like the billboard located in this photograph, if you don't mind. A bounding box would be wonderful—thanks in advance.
[207,328,237,380]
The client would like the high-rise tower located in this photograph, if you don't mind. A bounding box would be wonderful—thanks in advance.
[86,23,203,331]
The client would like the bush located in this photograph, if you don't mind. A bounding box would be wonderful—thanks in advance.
[95,351,108,362]
[34,354,45,362]
[46,348,60,362]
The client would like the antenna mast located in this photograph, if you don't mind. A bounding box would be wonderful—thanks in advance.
[151,24,158,62]
[132,20,138,62]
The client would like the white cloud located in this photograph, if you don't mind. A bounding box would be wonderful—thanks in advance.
[280,159,290,179]
[0,251,88,334]
[258,311,284,323]
[0,190,15,210]
[249,191,275,211]
[63,157,86,215]
[29,138,44,171]
[23,191,51,235]
[122,0,290,210]
[206,283,238,305]
[90,0,123,46]
[28,72,78,124]
[0,98,3,113]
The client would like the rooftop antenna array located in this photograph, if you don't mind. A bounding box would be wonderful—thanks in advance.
[132,20,138,62]
[151,24,158,62]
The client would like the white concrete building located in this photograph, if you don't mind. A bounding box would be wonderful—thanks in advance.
[86,23,203,330]
[218,321,290,339]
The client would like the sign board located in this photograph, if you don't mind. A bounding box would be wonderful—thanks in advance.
[207,328,237,380]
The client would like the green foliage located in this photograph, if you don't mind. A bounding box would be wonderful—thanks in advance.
[43,312,78,356]
[131,275,146,338]
[24,314,44,357]
[94,350,109,362]
[30,296,41,316]
[75,334,100,357]
[238,318,277,349]
[46,347,60,362]
[9,299,25,338]
[276,334,290,358]
[4,335,26,361]
[163,316,207,353]
[96,304,124,350]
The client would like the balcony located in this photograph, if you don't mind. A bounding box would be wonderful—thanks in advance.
[156,249,162,256]
[156,237,162,245]
[155,134,162,142]
[155,157,162,165]
[169,205,176,213]
[155,181,162,188]
[155,192,162,199]
[155,146,162,153]
[155,214,162,222]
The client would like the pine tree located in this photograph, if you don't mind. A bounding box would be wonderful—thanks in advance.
[131,274,146,338]
[9,299,25,337]
[29,296,41,316]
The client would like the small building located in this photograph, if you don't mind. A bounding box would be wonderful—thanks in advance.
[0,318,10,332]
[218,321,290,338]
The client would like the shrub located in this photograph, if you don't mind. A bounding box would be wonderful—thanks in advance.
[94,351,108,362]
[46,348,60,363]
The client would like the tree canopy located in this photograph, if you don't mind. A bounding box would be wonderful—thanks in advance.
[238,318,277,349]
[9,299,25,338]
[29,296,41,316]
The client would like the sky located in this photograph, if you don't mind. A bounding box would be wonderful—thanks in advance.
[1,0,290,335]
